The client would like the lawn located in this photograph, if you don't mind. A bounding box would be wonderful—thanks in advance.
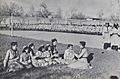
[0,34,120,79]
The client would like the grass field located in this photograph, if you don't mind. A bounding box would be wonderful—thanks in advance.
[0,34,120,79]
[0,30,103,48]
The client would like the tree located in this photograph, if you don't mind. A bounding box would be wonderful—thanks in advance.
[38,2,51,18]
[0,2,9,24]
[71,12,86,19]
[97,9,104,18]
[111,0,120,19]
[29,5,35,17]
[55,8,62,19]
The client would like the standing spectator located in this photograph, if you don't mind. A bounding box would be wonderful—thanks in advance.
[103,23,111,50]
[110,23,120,51]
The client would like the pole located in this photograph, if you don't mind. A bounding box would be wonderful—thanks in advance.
[10,10,13,36]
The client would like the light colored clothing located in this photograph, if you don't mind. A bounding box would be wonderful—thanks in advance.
[3,49,23,72]
[20,52,32,68]
[43,51,51,58]
[32,51,49,67]
[64,49,76,64]
[110,28,120,46]
[102,26,111,43]
[68,48,89,69]
[36,51,43,57]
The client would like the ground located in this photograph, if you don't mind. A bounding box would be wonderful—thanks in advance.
[0,33,120,79]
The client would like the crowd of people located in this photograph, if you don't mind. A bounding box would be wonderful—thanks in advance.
[103,23,120,51]
[11,19,103,35]
[3,39,92,72]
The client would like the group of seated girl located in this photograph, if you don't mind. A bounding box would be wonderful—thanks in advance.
[3,39,92,72]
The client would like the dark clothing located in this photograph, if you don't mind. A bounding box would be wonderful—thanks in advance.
[104,43,111,49]
[111,45,118,51]
[29,48,35,56]
[51,45,58,55]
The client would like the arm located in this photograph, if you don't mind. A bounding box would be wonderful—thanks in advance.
[20,54,27,65]
[3,50,10,68]
[77,49,87,58]
[64,51,68,60]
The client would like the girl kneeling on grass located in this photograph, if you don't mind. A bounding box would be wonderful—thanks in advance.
[20,46,32,69]
[3,42,23,72]
[68,41,92,69]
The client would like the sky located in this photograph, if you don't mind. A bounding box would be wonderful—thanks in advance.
[2,0,119,18]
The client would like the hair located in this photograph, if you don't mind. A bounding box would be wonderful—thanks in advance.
[22,46,29,53]
[11,42,17,46]
[110,76,118,79]
[80,41,86,48]
[28,43,34,48]
[38,45,44,52]
[67,44,73,49]
[45,44,51,51]
[51,38,57,43]
[105,22,110,27]
[113,23,119,29]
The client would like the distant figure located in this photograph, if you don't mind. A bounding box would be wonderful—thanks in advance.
[64,44,76,64]
[20,46,32,69]
[68,41,92,69]
[110,23,120,51]
[103,23,111,50]
[3,42,23,72]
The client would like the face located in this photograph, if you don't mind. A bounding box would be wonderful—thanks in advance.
[12,45,17,50]
[42,48,45,52]
[69,46,73,50]
[25,49,29,53]
[53,41,57,46]
[79,43,83,48]
[48,46,51,50]
[31,46,35,49]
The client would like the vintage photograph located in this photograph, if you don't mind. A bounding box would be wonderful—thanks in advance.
[0,0,120,79]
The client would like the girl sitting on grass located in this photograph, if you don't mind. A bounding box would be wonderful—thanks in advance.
[68,41,92,69]
[32,45,48,67]
[43,44,53,65]
[20,46,32,69]
[64,44,77,64]
[51,38,61,64]
[3,42,23,72]
[28,42,35,57]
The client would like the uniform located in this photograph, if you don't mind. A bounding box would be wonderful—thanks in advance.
[3,49,23,72]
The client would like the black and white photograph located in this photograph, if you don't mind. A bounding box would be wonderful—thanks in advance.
[0,0,120,79]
